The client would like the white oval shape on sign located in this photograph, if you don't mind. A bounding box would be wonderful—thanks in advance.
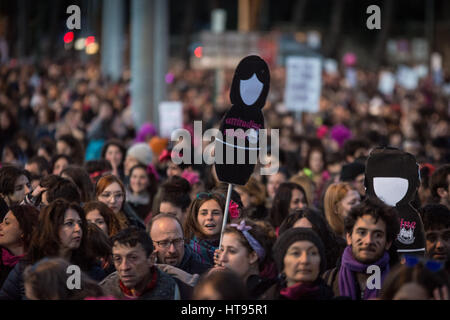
[373,177,408,206]
[240,74,263,106]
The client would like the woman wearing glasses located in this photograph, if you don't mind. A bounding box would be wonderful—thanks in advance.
[0,199,105,299]
[95,174,145,230]
[184,192,227,266]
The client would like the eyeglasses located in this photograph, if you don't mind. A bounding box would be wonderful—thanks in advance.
[99,192,124,200]
[153,238,185,249]
[401,254,444,272]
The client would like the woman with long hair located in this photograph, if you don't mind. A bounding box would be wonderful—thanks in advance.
[60,165,95,204]
[324,182,361,239]
[0,166,31,220]
[95,174,145,230]
[83,201,123,237]
[215,219,277,299]
[125,164,157,222]
[0,199,105,300]
[0,205,39,287]
[101,139,126,181]
[184,192,227,266]
[269,182,308,234]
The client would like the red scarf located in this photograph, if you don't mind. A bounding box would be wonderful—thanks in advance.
[280,282,320,300]
[1,248,24,267]
[119,266,158,298]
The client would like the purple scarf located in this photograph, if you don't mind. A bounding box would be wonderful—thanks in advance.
[338,246,389,300]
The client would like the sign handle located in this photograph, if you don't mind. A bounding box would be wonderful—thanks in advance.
[219,183,233,249]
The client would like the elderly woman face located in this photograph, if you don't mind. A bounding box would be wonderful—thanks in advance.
[283,240,321,287]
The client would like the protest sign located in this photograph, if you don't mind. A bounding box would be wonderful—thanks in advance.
[284,56,321,112]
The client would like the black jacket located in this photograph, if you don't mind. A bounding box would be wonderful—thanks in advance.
[0,260,106,300]
[177,245,211,275]
[246,274,278,299]
[123,202,146,230]
[0,260,26,300]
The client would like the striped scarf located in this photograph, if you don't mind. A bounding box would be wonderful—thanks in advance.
[188,236,219,266]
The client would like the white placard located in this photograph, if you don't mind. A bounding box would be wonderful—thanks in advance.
[324,59,338,75]
[159,101,183,138]
[284,56,322,112]
[414,64,429,79]
[396,65,418,90]
[378,71,396,95]
[431,52,442,72]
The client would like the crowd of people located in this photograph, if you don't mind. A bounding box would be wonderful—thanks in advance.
[0,56,449,300]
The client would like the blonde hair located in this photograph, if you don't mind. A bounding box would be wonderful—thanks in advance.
[236,176,266,206]
[324,182,353,236]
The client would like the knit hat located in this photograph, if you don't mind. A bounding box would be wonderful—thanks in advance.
[273,228,326,276]
[340,162,365,182]
[330,125,352,148]
[135,123,157,143]
[149,136,168,157]
[126,143,153,166]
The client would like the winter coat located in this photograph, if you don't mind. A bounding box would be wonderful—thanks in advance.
[99,268,179,300]
[260,277,334,300]
[0,260,106,300]
[178,244,211,275]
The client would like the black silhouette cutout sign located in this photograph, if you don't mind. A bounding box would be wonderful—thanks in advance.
[214,55,270,186]
[365,147,425,254]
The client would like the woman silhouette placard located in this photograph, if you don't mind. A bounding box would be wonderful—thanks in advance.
[364,147,425,255]
[214,55,270,186]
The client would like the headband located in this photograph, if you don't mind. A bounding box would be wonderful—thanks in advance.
[229,220,265,261]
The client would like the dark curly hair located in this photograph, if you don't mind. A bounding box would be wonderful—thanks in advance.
[344,196,400,244]
[111,226,153,257]
[420,204,450,231]
[269,182,308,228]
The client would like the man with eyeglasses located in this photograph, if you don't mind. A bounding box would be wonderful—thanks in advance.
[149,214,211,299]
[421,204,450,276]
[149,213,211,275]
